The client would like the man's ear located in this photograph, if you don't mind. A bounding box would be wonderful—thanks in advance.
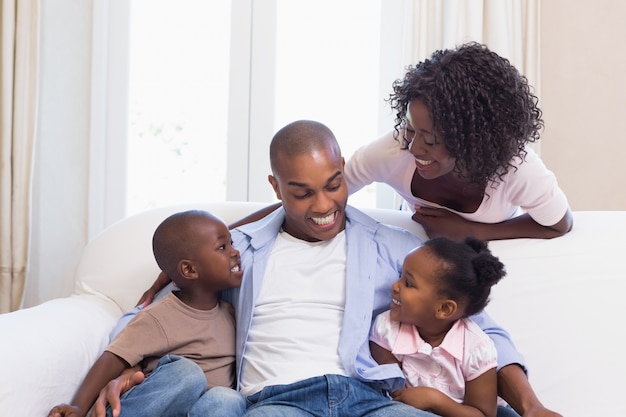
[436,299,458,319]
[178,259,199,280]
[268,175,281,200]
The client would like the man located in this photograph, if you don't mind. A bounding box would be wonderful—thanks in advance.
[96,120,529,417]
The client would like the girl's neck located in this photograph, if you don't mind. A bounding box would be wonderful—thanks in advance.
[415,320,456,347]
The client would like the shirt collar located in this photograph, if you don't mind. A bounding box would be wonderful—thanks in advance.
[392,319,466,361]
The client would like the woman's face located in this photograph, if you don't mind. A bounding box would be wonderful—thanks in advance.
[405,99,456,180]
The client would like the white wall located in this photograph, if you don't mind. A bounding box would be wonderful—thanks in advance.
[540,1,626,210]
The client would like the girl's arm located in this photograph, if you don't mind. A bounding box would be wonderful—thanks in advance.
[369,341,400,366]
[392,368,497,417]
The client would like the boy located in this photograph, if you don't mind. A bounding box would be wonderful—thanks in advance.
[48,210,244,417]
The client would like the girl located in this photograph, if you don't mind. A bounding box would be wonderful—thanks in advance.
[370,237,505,417]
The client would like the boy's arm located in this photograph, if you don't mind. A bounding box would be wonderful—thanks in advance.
[48,352,129,417]
[91,366,145,417]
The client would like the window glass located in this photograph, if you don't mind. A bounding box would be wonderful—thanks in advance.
[274,0,381,207]
[127,0,231,214]
[126,0,381,214]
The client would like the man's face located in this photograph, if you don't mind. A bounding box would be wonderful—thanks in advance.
[268,147,348,242]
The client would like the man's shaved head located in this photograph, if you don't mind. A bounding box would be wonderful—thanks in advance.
[269,120,341,175]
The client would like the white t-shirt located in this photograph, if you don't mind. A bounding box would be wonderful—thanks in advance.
[344,130,569,226]
[239,230,348,396]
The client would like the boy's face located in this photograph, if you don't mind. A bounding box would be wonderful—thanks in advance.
[192,219,243,291]
[269,146,348,242]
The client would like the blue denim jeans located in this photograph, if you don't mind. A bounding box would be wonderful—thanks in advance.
[497,404,521,417]
[105,354,244,417]
[190,386,246,417]
[243,374,438,417]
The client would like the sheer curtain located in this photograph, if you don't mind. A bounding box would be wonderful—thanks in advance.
[0,0,39,312]
[402,0,541,109]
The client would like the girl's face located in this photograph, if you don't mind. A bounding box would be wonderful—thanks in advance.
[389,246,445,327]
[405,99,456,180]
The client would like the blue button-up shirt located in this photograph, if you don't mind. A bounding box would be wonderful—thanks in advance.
[223,205,525,392]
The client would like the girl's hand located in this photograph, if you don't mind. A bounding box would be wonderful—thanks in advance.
[391,386,440,411]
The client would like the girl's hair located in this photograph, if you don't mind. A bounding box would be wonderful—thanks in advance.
[388,42,543,189]
[424,236,505,317]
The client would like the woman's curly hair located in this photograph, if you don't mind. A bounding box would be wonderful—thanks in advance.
[388,42,543,188]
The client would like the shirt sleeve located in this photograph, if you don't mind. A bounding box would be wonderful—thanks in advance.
[464,332,498,381]
[369,311,397,352]
[109,284,177,341]
[470,310,527,374]
[344,131,412,196]
[106,310,168,367]
[109,305,143,341]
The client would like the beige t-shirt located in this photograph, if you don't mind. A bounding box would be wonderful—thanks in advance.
[107,292,236,388]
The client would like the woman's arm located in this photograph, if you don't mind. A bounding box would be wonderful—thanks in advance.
[412,208,573,241]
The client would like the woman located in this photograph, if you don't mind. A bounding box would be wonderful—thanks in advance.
[344,42,573,241]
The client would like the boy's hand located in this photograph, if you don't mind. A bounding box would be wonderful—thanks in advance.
[91,369,145,417]
[48,404,86,417]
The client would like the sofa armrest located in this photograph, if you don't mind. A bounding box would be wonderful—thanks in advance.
[0,295,121,417]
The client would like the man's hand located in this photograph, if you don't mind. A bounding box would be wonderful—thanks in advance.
[91,369,145,417]
[135,272,171,307]
[497,364,563,417]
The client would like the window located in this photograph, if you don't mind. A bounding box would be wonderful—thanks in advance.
[99,0,406,220]
[127,0,232,213]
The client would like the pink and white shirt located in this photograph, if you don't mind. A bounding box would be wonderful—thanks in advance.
[345,130,569,226]
[370,311,497,403]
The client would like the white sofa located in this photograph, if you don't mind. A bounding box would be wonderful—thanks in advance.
[1,202,624,417]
